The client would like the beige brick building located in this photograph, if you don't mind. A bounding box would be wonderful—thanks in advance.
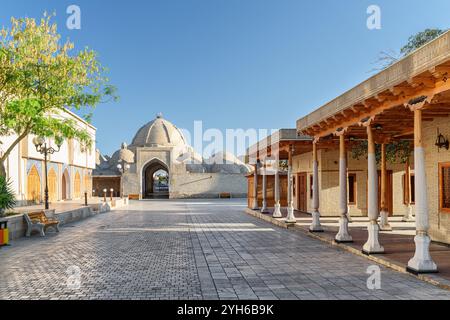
[247,31,450,273]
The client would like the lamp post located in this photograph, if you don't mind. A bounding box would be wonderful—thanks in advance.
[103,188,107,202]
[110,188,114,201]
[117,161,130,198]
[32,137,61,210]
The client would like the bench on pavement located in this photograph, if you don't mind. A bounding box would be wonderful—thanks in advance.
[219,193,232,199]
[24,211,60,237]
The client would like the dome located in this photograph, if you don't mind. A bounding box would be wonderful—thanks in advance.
[131,114,187,147]
[206,151,245,165]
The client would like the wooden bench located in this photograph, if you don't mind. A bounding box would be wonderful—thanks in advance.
[219,193,232,199]
[24,211,60,237]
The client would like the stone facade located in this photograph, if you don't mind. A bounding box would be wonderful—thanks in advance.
[0,109,96,206]
[95,115,250,199]
[291,149,412,217]
[423,117,450,244]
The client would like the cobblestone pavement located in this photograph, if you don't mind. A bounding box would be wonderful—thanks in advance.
[1,199,450,300]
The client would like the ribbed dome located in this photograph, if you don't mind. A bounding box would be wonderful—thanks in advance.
[131,114,187,147]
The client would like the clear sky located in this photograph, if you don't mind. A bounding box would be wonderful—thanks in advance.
[1,0,450,156]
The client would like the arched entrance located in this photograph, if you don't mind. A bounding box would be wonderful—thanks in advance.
[62,169,70,200]
[142,159,169,199]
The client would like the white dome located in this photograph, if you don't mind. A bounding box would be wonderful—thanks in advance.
[207,151,245,165]
[131,114,187,147]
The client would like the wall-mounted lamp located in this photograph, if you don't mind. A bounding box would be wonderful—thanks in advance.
[374,124,383,131]
[435,128,449,151]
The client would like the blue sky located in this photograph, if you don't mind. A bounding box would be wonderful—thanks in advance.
[1,0,450,156]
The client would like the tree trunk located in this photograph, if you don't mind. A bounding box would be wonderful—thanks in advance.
[0,160,6,178]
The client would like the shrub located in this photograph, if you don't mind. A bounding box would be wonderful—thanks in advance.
[0,176,16,217]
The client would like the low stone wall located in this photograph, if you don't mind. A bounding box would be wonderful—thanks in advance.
[170,173,248,199]
[170,192,247,199]
[4,198,130,240]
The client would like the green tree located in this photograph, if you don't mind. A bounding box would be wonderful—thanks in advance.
[372,28,446,71]
[350,140,412,165]
[0,14,118,177]
[400,28,446,55]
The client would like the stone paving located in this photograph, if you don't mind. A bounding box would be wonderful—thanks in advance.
[1,199,450,300]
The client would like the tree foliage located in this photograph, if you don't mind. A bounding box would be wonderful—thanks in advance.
[372,28,446,71]
[350,140,412,165]
[400,28,446,56]
[0,13,118,176]
[0,176,16,216]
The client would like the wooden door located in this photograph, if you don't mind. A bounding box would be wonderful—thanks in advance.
[27,165,41,203]
[84,174,91,198]
[48,168,57,202]
[74,171,81,199]
[377,170,393,216]
[297,172,307,212]
[62,171,67,200]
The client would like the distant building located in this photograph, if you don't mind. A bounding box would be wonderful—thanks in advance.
[0,109,96,206]
[93,114,250,199]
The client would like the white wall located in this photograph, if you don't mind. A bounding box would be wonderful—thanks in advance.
[0,108,97,203]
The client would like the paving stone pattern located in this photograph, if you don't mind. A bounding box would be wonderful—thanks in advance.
[1,199,449,300]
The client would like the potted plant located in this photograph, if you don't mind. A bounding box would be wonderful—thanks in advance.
[0,176,16,218]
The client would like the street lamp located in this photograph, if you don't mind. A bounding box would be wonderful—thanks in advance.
[117,162,130,198]
[33,136,61,210]
[103,188,107,202]
[110,188,114,201]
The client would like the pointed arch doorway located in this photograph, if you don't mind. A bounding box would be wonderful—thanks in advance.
[142,159,169,199]
[62,169,70,200]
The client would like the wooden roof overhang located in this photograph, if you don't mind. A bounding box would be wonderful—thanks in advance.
[246,129,313,162]
[297,31,450,143]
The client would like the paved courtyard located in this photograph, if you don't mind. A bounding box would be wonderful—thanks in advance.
[1,199,450,300]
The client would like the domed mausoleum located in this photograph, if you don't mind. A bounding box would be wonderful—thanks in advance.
[93,114,250,199]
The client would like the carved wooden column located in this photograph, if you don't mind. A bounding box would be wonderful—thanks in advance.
[273,156,282,218]
[310,141,323,232]
[407,106,437,273]
[379,143,392,231]
[286,145,296,223]
[251,162,259,210]
[335,134,352,242]
[403,158,414,222]
[363,124,384,254]
[261,160,269,213]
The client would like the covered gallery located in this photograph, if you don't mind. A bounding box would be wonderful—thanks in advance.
[247,31,450,273]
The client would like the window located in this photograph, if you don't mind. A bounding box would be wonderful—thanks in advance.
[403,173,415,204]
[348,174,357,204]
[309,175,313,199]
[439,163,450,213]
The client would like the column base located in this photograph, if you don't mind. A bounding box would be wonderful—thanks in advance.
[335,216,353,243]
[362,222,384,254]
[273,202,282,218]
[346,212,353,223]
[260,201,269,214]
[402,206,415,222]
[250,199,259,211]
[309,211,323,232]
[285,204,296,224]
[379,210,392,231]
[407,234,438,274]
